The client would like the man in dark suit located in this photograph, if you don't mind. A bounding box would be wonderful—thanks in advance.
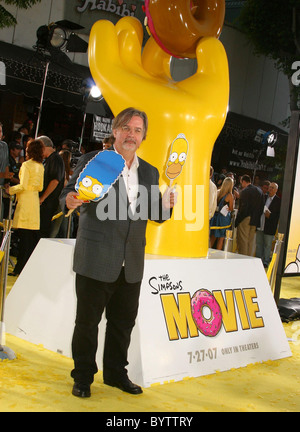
[256,182,281,267]
[38,136,65,238]
[235,174,264,256]
[60,108,176,398]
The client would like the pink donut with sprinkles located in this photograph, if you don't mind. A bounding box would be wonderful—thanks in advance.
[191,289,222,337]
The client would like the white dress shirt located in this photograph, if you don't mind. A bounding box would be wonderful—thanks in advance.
[258,195,274,231]
[121,153,139,215]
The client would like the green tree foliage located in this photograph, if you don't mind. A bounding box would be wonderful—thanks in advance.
[0,0,41,29]
[237,0,300,112]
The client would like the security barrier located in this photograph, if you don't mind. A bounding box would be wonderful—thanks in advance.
[0,219,16,360]
[0,188,16,360]
[267,234,284,293]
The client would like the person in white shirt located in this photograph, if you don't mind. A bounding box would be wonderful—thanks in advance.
[61,108,176,399]
[256,182,281,267]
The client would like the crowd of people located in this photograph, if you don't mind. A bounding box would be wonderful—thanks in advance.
[0,119,119,274]
[209,166,281,268]
[0,121,69,275]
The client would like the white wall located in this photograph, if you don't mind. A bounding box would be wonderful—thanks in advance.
[220,25,290,131]
[171,25,290,131]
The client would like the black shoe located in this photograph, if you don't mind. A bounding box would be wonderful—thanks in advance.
[72,382,91,398]
[104,377,143,395]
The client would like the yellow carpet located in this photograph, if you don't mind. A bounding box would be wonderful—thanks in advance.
[1,271,300,412]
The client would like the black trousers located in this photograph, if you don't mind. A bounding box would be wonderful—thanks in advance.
[14,229,39,275]
[71,268,141,385]
[39,200,58,238]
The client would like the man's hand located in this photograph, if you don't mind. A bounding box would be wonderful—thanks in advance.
[65,192,85,210]
[162,187,177,210]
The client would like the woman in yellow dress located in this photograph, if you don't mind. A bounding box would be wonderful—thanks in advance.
[6,139,44,276]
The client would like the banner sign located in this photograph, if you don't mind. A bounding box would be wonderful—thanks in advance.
[63,1,146,35]
[137,253,291,386]
[229,147,276,173]
[91,115,112,142]
[284,136,300,275]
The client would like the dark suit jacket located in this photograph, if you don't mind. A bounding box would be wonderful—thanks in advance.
[235,184,264,228]
[264,194,281,236]
[60,151,170,284]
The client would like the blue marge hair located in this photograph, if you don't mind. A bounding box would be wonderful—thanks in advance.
[75,150,125,202]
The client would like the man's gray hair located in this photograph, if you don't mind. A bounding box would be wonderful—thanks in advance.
[38,135,54,148]
[112,107,148,140]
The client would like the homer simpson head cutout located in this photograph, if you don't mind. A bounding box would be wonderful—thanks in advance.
[166,133,189,183]
[75,150,125,202]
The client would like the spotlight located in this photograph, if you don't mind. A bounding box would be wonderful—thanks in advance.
[81,78,103,102]
[90,86,102,99]
[264,131,278,146]
[33,20,89,138]
[263,131,278,158]
[34,20,88,54]
[254,129,278,158]
[49,26,67,49]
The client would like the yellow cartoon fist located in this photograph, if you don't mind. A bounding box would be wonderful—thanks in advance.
[88,16,229,257]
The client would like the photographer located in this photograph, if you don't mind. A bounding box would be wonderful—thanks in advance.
[60,139,82,170]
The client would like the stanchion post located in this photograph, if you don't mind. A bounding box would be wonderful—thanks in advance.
[0,186,3,221]
[270,234,284,294]
[0,233,9,330]
[224,230,233,254]
[7,194,14,221]
[0,218,16,360]
[67,213,72,239]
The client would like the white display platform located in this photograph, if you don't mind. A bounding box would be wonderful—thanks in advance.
[5,239,291,387]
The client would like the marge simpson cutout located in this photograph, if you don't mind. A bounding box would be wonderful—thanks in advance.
[75,150,125,202]
[166,133,188,187]
[77,175,104,202]
[66,150,125,217]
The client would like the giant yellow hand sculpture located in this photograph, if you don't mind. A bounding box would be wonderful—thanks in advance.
[89,17,229,258]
